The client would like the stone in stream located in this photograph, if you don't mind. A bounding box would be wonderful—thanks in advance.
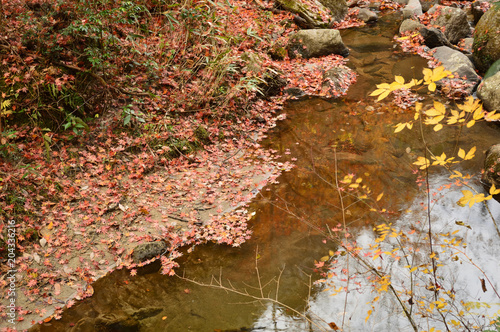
[428,5,470,45]
[287,29,349,59]
[482,144,500,202]
[419,27,455,49]
[402,0,422,19]
[473,3,500,72]
[357,8,378,23]
[431,46,481,94]
[399,18,424,35]
[477,71,500,112]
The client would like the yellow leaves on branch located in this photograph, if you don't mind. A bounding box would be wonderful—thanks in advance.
[457,146,476,160]
[423,66,453,92]
[369,75,420,101]
[424,101,446,131]
[457,185,500,207]
[414,156,431,170]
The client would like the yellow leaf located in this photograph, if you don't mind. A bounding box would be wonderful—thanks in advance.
[394,123,407,133]
[329,250,335,257]
[414,156,431,169]
[458,148,465,159]
[377,90,391,101]
[428,82,436,92]
[489,184,500,196]
[395,75,405,85]
[369,88,386,96]
[376,193,384,201]
[466,119,475,128]
[409,266,418,273]
[464,146,476,160]
[434,123,443,131]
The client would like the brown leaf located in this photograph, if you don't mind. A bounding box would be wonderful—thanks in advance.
[480,278,487,292]
[328,321,339,330]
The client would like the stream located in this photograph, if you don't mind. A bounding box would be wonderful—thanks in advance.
[32,12,500,332]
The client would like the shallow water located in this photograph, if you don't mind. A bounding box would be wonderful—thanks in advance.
[32,12,500,332]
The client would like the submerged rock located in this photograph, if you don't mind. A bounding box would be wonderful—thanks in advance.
[288,29,349,59]
[473,3,500,72]
[428,5,470,44]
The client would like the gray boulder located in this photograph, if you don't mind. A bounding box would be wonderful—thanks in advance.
[477,71,500,111]
[473,4,500,72]
[399,18,424,34]
[429,5,470,44]
[432,46,480,83]
[357,8,378,22]
[288,29,349,59]
[402,0,423,19]
[431,46,481,95]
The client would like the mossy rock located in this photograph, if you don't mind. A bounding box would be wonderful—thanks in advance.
[484,59,500,80]
[473,3,500,72]
[482,144,500,202]
[318,0,348,22]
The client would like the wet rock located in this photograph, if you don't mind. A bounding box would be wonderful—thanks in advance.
[131,241,168,263]
[482,144,500,200]
[477,71,500,112]
[402,0,422,19]
[318,0,349,22]
[357,8,377,22]
[287,29,349,59]
[432,46,481,84]
[428,5,470,44]
[399,18,424,34]
[472,4,500,72]
[419,27,454,48]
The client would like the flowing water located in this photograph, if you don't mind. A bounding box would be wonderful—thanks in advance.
[32,12,500,332]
